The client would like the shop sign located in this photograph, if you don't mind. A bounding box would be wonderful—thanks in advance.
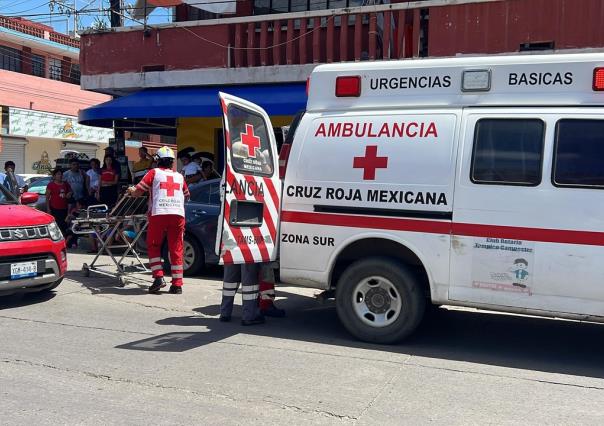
[8,107,113,143]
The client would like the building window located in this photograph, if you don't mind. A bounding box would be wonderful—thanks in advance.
[471,119,544,186]
[69,63,81,84]
[49,57,62,80]
[0,45,22,72]
[553,119,604,188]
[31,54,45,77]
[1,107,8,135]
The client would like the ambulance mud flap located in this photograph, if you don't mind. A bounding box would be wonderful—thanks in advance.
[216,92,282,265]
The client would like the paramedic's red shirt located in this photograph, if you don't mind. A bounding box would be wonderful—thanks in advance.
[135,168,190,208]
[46,181,71,210]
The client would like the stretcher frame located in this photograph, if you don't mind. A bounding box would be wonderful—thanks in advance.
[72,194,150,286]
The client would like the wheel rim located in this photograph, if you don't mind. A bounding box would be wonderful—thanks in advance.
[183,240,195,271]
[352,276,402,328]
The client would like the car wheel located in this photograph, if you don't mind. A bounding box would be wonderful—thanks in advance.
[183,234,204,276]
[335,257,425,344]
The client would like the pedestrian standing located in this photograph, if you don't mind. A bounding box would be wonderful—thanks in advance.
[86,158,101,202]
[62,159,86,208]
[99,155,119,208]
[128,146,190,295]
[2,161,26,196]
[220,263,266,326]
[46,168,72,237]
[201,160,221,181]
[133,147,154,184]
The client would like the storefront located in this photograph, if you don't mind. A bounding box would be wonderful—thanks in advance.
[78,83,307,169]
[2,107,114,175]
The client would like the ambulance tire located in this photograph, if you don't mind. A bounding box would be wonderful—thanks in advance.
[336,257,425,344]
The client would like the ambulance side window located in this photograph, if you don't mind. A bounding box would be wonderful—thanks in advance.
[227,105,274,177]
[553,119,604,189]
[471,118,544,186]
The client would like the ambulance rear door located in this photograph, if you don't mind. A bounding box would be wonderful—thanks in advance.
[216,92,282,264]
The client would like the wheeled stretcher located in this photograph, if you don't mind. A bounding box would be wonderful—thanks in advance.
[71,194,149,286]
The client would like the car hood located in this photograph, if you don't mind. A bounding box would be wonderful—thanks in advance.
[0,205,54,227]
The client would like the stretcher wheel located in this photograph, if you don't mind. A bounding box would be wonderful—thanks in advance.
[82,263,90,277]
[117,275,126,287]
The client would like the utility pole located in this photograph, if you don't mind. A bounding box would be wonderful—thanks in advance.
[110,0,123,27]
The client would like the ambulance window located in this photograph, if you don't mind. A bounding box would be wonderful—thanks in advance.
[227,105,274,177]
[471,119,544,186]
[553,119,604,188]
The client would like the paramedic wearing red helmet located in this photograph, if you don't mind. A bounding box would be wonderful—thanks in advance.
[128,146,190,294]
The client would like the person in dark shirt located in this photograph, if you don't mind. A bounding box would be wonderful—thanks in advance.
[201,160,221,180]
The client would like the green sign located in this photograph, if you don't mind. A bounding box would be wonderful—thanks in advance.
[8,107,113,143]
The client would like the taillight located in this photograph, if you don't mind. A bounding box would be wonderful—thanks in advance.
[593,68,604,91]
[279,143,292,180]
[335,75,361,97]
[306,77,310,97]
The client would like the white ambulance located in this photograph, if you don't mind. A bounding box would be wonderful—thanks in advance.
[216,52,604,344]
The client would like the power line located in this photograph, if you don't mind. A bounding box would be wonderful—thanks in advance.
[1,0,51,14]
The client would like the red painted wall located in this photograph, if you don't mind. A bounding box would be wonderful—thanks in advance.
[81,25,231,75]
[429,0,604,56]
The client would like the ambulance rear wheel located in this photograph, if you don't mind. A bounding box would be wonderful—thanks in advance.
[336,257,425,344]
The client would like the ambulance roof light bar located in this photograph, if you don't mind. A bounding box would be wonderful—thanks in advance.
[461,69,491,92]
[593,68,604,91]
[335,75,361,97]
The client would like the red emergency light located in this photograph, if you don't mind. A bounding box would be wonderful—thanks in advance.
[593,68,604,91]
[335,76,361,97]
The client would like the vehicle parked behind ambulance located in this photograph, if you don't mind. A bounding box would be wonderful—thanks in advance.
[217,52,604,343]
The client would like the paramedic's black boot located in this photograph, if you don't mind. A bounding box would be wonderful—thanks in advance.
[219,315,231,322]
[261,305,286,318]
[149,278,166,294]
[169,285,183,294]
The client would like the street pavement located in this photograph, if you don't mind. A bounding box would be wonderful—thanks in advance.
[2,251,604,425]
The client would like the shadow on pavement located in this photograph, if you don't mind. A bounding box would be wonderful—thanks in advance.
[63,270,151,296]
[64,263,224,297]
[117,289,604,379]
[0,290,56,309]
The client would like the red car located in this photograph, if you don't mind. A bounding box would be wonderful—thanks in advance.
[0,184,67,296]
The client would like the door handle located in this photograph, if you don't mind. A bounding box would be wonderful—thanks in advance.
[194,209,207,216]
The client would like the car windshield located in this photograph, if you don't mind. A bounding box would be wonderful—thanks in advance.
[0,183,18,205]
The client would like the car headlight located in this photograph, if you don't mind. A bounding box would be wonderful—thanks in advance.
[48,221,64,241]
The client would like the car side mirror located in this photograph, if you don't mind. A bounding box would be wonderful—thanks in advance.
[21,192,39,205]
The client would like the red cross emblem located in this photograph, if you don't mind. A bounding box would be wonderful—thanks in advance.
[353,146,388,180]
[240,124,261,158]
[159,175,181,196]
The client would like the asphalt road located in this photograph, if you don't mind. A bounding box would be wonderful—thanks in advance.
[2,252,604,425]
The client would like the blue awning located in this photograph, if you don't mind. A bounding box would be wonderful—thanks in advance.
[78,83,307,133]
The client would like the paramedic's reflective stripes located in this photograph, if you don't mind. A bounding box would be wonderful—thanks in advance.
[260,287,275,301]
[171,264,183,279]
[223,281,238,297]
[138,180,150,191]
[150,257,162,272]
[281,211,604,246]
[222,282,259,300]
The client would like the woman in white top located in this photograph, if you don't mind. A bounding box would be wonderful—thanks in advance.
[85,158,102,202]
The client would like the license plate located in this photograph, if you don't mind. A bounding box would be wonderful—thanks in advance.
[10,262,37,280]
